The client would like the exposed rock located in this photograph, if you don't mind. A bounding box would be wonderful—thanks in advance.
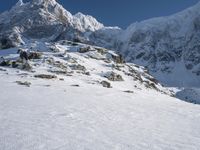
[22,63,32,71]
[49,45,60,53]
[70,64,86,72]
[71,84,80,87]
[47,59,68,70]
[34,74,57,79]
[16,81,31,87]
[48,69,68,75]
[11,61,19,68]
[0,58,11,66]
[78,46,92,53]
[28,51,43,59]
[144,81,158,90]
[100,81,112,88]
[123,90,134,93]
[109,53,125,64]
[45,57,55,65]
[114,54,125,64]
[85,72,90,76]
[104,71,124,81]
[95,47,107,55]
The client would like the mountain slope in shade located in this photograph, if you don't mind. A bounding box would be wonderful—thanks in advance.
[116,2,200,87]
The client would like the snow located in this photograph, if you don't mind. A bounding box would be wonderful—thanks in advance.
[15,0,24,7]
[73,12,104,32]
[0,41,200,149]
[0,0,200,149]
[1,67,200,150]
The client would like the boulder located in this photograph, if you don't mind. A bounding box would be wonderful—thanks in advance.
[104,72,124,81]
[16,81,31,87]
[0,60,11,66]
[28,51,42,59]
[34,74,57,79]
[100,81,111,88]
[78,46,91,53]
[22,63,32,71]
[71,64,86,72]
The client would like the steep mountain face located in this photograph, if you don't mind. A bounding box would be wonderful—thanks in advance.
[116,2,200,87]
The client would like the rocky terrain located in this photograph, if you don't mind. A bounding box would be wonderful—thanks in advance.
[0,40,171,95]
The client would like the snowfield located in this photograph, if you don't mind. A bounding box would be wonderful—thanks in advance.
[1,68,200,150]
[0,41,200,150]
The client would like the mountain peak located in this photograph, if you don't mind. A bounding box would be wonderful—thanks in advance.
[16,0,24,6]
[32,0,56,4]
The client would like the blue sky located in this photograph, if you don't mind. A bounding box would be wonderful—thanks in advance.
[0,0,199,28]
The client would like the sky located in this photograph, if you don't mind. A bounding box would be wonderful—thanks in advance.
[0,0,199,28]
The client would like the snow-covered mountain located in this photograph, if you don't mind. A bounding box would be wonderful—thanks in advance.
[0,0,104,48]
[117,2,200,87]
[1,1,200,149]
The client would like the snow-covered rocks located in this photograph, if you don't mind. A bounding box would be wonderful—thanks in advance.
[104,71,124,81]
[100,80,112,88]
[0,40,171,96]
[34,74,57,79]
[0,46,200,149]
[1,1,200,149]
[16,80,31,87]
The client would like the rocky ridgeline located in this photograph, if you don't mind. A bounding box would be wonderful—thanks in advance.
[0,40,172,95]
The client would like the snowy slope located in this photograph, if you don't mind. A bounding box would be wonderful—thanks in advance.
[0,1,200,148]
[0,40,200,150]
[1,71,200,150]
